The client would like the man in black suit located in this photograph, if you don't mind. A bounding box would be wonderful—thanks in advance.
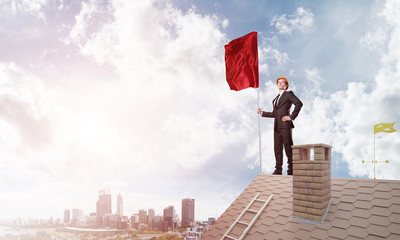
[257,76,303,175]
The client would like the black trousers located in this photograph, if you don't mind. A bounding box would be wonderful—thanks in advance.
[274,128,293,172]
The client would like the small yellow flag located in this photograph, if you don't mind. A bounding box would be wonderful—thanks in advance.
[374,122,397,134]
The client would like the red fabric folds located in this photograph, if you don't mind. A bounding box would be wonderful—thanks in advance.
[224,32,259,91]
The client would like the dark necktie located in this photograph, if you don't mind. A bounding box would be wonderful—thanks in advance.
[274,94,280,108]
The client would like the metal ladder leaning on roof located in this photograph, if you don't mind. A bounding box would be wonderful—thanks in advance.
[220,193,274,240]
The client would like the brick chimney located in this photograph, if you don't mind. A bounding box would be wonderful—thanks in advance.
[292,143,332,224]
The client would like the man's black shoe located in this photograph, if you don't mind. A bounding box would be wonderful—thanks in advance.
[287,171,293,176]
[272,170,282,175]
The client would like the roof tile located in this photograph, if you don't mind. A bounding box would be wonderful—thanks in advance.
[341,195,357,203]
[364,235,386,240]
[353,200,373,210]
[330,217,351,229]
[346,225,368,238]
[276,230,297,240]
[368,215,391,227]
[229,224,246,238]
[366,224,391,238]
[293,229,313,239]
[269,222,285,234]
[345,236,366,240]
[392,189,400,197]
[351,208,372,218]
[374,191,392,199]
[370,206,392,217]
[354,193,374,201]
[327,226,348,239]
[357,180,377,188]
[298,222,317,231]
[246,231,267,240]
[344,181,360,189]
[390,204,400,214]
[374,182,392,192]
[309,228,329,240]
[334,210,352,220]
[389,196,400,204]
[358,187,375,194]
[342,188,358,196]
[389,182,400,190]
[388,223,400,235]
[387,234,400,240]
[337,202,354,211]
[371,198,392,208]
[388,213,400,223]
[284,220,300,229]
[348,216,370,228]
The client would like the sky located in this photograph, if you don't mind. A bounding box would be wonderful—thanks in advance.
[1,0,400,222]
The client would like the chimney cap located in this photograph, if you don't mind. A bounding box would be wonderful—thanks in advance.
[292,143,332,149]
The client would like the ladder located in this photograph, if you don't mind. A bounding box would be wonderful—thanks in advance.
[220,193,273,240]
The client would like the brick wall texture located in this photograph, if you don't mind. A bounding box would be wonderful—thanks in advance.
[292,144,332,222]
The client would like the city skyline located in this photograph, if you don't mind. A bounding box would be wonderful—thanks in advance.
[60,189,202,226]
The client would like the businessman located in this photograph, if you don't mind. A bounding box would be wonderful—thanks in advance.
[257,76,303,175]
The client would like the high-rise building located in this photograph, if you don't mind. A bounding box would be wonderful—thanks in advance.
[117,193,123,216]
[163,205,175,229]
[96,189,112,226]
[182,198,195,227]
[148,209,155,228]
[139,209,147,224]
[72,209,84,221]
[131,214,139,229]
[64,209,70,223]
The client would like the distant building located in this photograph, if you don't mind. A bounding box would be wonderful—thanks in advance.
[102,214,120,228]
[181,198,195,227]
[72,209,84,221]
[96,189,112,226]
[148,209,155,228]
[163,205,175,230]
[87,212,97,227]
[120,216,129,229]
[64,209,70,223]
[139,209,147,224]
[130,214,139,229]
[208,217,216,226]
[154,215,162,225]
[117,193,123,216]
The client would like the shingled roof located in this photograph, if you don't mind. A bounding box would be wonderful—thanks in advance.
[202,174,400,240]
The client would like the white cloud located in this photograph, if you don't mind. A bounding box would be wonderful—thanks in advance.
[0,0,51,20]
[359,26,388,50]
[295,0,400,178]
[271,7,314,35]
[258,34,290,74]
[0,0,260,219]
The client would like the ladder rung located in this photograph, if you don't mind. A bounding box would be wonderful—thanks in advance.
[254,199,264,202]
[246,209,257,213]
[237,221,250,226]
[224,235,238,240]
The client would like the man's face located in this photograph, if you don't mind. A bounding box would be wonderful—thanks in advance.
[277,79,287,91]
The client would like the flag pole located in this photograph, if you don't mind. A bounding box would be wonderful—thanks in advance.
[257,88,262,174]
[374,130,376,180]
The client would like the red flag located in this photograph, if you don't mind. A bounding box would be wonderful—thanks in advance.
[225,32,259,91]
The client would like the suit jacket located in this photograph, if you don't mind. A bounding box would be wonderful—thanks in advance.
[262,91,303,131]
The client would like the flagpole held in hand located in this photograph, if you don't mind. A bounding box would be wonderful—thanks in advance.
[224,31,260,173]
[257,88,262,174]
